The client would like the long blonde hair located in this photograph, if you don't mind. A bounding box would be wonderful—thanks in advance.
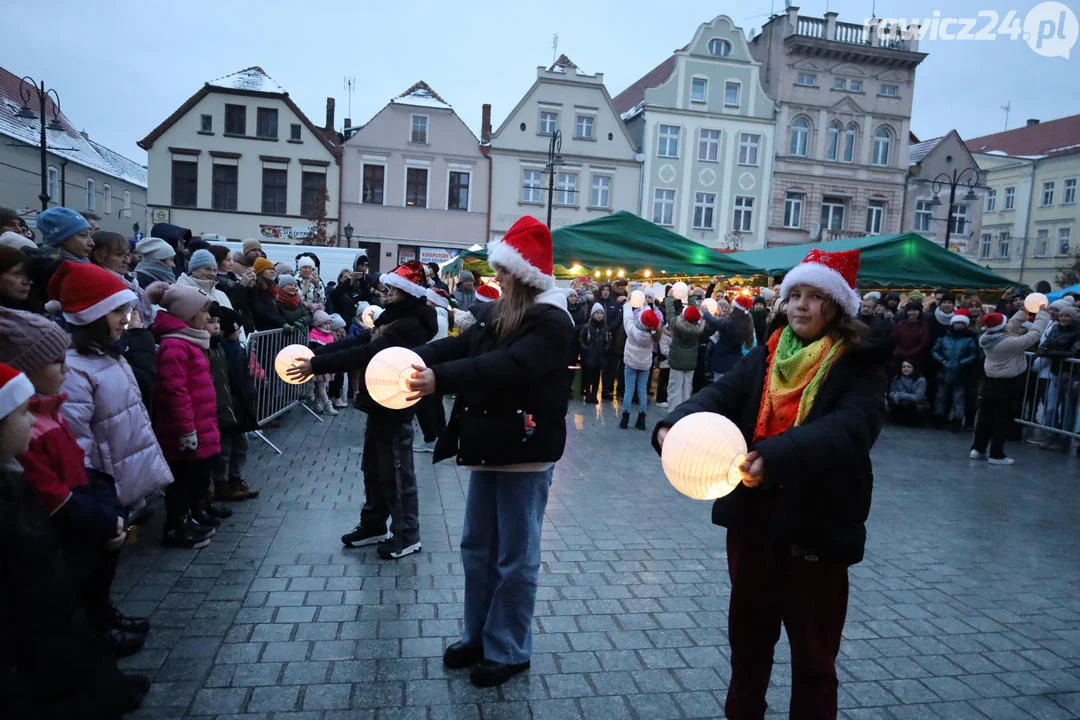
[492,271,540,339]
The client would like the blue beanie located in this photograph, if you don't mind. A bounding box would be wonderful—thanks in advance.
[38,207,91,247]
[188,249,217,273]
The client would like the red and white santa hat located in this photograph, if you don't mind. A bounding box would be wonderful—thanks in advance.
[732,295,753,313]
[380,260,429,299]
[0,362,34,422]
[951,308,970,326]
[982,312,1007,333]
[425,288,449,309]
[475,283,501,303]
[683,305,702,323]
[486,216,554,291]
[778,248,861,317]
[46,261,138,326]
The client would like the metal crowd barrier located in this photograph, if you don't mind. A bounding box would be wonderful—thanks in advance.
[1018,351,1080,441]
[246,327,322,453]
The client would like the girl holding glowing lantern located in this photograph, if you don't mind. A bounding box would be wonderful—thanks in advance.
[653,248,888,720]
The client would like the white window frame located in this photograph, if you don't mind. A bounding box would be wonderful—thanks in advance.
[693,192,716,230]
[1035,228,1049,257]
[589,174,611,209]
[979,232,992,259]
[1058,227,1072,256]
[652,188,675,226]
[865,200,885,235]
[690,77,708,104]
[796,73,816,87]
[842,124,857,163]
[575,114,594,139]
[698,129,720,162]
[825,123,841,161]
[86,178,95,211]
[950,204,968,235]
[1004,186,1016,209]
[880,84,899,97]
[998,231,1011,258]
[732,196,754,232]
[409,114,429,144]
[539,110,559,136]
[123,190,131,216]
[521,168,543,204]
[872,128,891,166]
[821,198,845,231]
[1065,178,1077,205]
[554,172,578,207]
[102,184,111,214]
[790,118,810,157]
[738,133,760,166]
[723,81,741,107]
[783,192,803,229]
[657,124,680,158]
[446,168,471,212]
[914,199,933,232]
[984,188,997,212]
[360,162,387,205]
[707,38,732,56]
[47,165,59,201]
[1042,181,1056,206]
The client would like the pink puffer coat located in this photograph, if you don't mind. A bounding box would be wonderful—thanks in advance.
[62,349,173,507]
[151,311,221,461]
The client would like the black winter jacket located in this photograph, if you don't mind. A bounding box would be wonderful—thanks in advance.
[248,286,287,331]
[414,293,574,467]
[652,336,888,565]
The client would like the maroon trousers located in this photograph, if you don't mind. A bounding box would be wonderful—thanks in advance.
[724,529,849,720]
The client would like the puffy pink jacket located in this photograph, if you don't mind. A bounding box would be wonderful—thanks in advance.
[151,311,221,461]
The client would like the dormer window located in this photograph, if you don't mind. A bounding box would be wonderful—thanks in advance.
[707,38,732,56]
[410,115,428,144]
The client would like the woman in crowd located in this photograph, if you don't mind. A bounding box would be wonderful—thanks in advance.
[133,236,177,288]
[275,273,312,327]
[90,231,154,325]
[578,302,611,404]
[0,246,32,310]
[706,295,755,382]
[891,300,930,372]
[888,359,929,425]
[620,302,659,430]
[248,258,288,331]
[297,255,326,312]
[175,249,236,317]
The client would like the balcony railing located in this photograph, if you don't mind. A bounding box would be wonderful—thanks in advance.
[821,228,865,241]
[791,14,919,52]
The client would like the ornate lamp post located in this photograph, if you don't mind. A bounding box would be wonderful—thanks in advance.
[925,165,980,251]
[544,129,564,229]
[343,222,354,247]
[15,77,65,211]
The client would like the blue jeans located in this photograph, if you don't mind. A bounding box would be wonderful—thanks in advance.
[461,468,552,664]
[622,366,650,412]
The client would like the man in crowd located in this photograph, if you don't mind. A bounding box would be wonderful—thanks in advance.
[451,270,477,311]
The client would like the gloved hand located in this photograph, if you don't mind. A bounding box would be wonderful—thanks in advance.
[179,432,198,454]
[104,516,127,551]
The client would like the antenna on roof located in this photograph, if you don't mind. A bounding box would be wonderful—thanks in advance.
[871,0,877,18]
[1001,101,1011,131]
[552,33,559,65]
[344,77,356,119]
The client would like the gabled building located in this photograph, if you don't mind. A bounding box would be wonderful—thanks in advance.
[614,15,777,251]
[902,130,985,254]
[487,56,641,241]
[0,65,147,236]
[139,66,341,243]
[340,81,489,272]
[749,7,927,245]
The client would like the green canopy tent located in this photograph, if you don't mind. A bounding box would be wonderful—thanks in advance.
[730,233,1022,290]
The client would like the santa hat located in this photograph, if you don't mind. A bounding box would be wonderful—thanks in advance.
[779,248,861,317]
[380,260,428,298]
[475,284,501,303]
[683,305,701,324]
[951,308,970,326]
[639,308,660,330]
[486,216,554,290]
[0,362,33,422]
[732,295,753,313]
[982,312,1007,333]
[425,288,449,309]
[46,260,138,326]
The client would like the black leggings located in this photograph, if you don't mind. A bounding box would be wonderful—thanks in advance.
[166,458,214,528]
[972,375,1024,459]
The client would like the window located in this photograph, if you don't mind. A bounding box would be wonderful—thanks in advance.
[362,164,385,205]
[224,104,246,134]
[707,38,732,56]
[950,204,968,235]
[1065,178,1077,205]
[200,114,212,133]
[290,123,301,141]
[998,231,1010,258]
[865,200,885,235]
[979,232,992,258]
[653,189,675,226]
[880,84,899,96]
[300,171,325,217]
[261,168,287,214]
[821,198,845,230]
[256,108,278,138]
[698,129,720,162]
[1042,181,1056,206]
[521,169,542,203]
[842,124,856,162]
[825,123,841,161]
[539,111,558,135]
[1004,186,1016,209]
[738,133,760,165]
[724,81,740,107]
[914,199,933,232]
[85,178,95,211]
[732,196,754,232]
[590,175,610,209]
[790,118,809,156]
[1059,227,1072,256]
[796,73,816,86]
[212,165,238,211]
[46,165,59,201]
[410,115,428,144]
[172,161,197,207]
[691,77,708,103]
[985,188,997,212]
[657,124,680,157]
[448,171,470,210]
[123,191,131,214]
[872,128,891,166]
[554,172,577,206]
[1035,228,1049,257]
[783,192,803,228]
[405,167,428,207]
[850,80,863,92]
[833,78,846,90]
[102,184,111,214]
[575,115,594,139]
[693,192,716,229]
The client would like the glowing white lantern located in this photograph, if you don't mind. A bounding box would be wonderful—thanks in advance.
[1024,292,1048,314]
[274,344,315,385]
[629,290,646,309]
[362,305,383,329]
[365,346,426,410]
[671,281,689,302]
[703,298,719,316]
[661,412,747,500]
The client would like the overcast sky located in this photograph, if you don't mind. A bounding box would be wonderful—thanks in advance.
[6,0,1076,163]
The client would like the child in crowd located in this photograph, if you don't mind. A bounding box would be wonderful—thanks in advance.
[578,302,611,404]
[308,310,339,415]
[150,284,222,548]
[204,304,240,518]
[888,359,929,425]
[931,309,977,429]
[214,306,259,501]
[326,312,350,408]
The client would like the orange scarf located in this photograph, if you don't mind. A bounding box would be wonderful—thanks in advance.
[754,326,845,442]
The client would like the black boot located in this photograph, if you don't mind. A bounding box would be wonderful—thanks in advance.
[618,411,630,429]
[635,412,647,430]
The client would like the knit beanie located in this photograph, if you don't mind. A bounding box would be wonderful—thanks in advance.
[217,306,242,336]
[0,362,34,421]
[1059,305,1079,320]
[160,284,210,323]
[328,313,347,330]
[297,256,316,270]
[277,274,296,288]
[136,237,175,261]
[188,249,217,273]
[242,238,262,254]
[683,305,701,323]
[253,257,275,275]
[312,310,332,328]
[639,308,660,330]
[0,231,36,251]
[47,260,138,326]
[0,307,71,374]
[591,302,604,315]
[37,207,90,247]
[274,262,292,277]
[0,246,28,275]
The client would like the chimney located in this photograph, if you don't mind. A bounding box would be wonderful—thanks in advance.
[1026,118,1040,127]
[481,104,492,144]
[325,97,335,131]
[786,5,800,35]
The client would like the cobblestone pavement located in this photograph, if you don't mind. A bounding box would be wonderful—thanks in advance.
[117,397,1080,719]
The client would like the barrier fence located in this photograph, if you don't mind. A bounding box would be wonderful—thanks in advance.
[246,327,322,453]
[1018,351,1080,443]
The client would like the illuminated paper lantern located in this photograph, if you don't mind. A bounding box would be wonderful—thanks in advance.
[274,344,315,385]
[661,412,747,500]
[629,290,646,309]
[703,298,719,316]
[1024,292,1048,314]
[365,346,426,410]
[362,305,383,329]
[671,281,689,301]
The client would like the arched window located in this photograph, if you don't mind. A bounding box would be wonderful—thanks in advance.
[872,127,892,166]
[86,178,95,211]
[790,117,810,157]
[825,122,842,161]
[843,124,857,162]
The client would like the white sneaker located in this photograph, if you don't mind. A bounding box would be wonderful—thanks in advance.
[656,401,669,408]
[325,404,339,416]
[969,450,987,460]
[987,456,1015,466]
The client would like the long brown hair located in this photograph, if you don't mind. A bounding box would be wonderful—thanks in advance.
[491,271,540,339]
[729,308,755,350]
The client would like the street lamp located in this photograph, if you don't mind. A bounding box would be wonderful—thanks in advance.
[925,164,980,251]
[544,129,564,229]
[17,77,65,211]
[343,223,354,246]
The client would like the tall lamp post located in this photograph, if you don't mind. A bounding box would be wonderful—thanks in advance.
[544,129,564,228]
[343,222,354,247]
[15,77,65,211]
[926,165,980,251]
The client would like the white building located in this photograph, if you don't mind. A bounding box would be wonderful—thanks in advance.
[139,67,341,243]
